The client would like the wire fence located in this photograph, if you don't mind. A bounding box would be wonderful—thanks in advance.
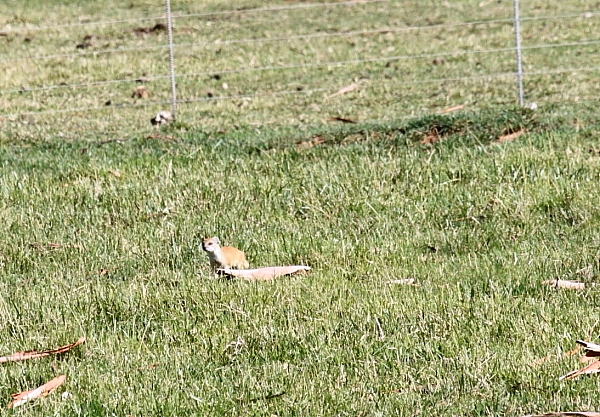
[0,0,599,133]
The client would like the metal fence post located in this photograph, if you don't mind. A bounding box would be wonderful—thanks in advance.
[512,0,524,106]
[165,0,177,120]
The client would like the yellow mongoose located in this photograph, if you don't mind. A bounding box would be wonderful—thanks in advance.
[202,237,249,270]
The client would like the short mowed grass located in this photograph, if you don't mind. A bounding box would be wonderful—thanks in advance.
[2,0,600,137]
[3,0,600,415]
[1,107,600,415]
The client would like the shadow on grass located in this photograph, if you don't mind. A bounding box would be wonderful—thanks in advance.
[288,106,542,150]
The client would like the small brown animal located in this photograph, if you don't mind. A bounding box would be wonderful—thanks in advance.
[202,237,249,270]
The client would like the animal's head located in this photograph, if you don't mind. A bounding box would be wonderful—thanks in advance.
[202,237,221,253]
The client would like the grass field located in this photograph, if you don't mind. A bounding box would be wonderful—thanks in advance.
[2,109,600,416]
[2,1,600,416]
[2,0,600,137]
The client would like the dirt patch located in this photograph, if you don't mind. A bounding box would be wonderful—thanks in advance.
[420,129,440,145]
[133,23,166,35]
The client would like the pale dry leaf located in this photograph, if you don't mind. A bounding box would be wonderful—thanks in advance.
[576,340,600,353]
[109,170,121,177]
[436,104,465,114]
[542,279,586,290]
[217,265,311,281]
[0,337,85,363]
[576,340,600,362]
[581,355,598,364]
[8,375,66,408]
[559,358,600,380]
[495,129,526,143]
[327,83,357,99]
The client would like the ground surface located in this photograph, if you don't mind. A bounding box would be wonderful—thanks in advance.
[2,109,600,416]
[1,0,600,136]
[1,1,600,416]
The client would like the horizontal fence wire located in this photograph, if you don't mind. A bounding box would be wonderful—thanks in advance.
[0,20,516,64]
[1,3,599,123]
[1,11,599,64]
[0,16,164,34]
[3,37,600,96]
[0,87,331,117]
[169,39,600,80]
[3,64,600,119]
[0,76,170,95]
[0,0,395,34]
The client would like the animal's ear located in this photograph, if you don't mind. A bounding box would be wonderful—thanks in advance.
[214,237,221,245]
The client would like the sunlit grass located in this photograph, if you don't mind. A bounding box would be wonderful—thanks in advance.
[1,0,600,415]
[1,108,600,415]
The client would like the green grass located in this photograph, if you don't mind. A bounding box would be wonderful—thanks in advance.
[1,107,600,415]
[2,1,600,416]
[1,0,600,138]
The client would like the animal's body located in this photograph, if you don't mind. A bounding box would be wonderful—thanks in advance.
[202,237,249,270]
